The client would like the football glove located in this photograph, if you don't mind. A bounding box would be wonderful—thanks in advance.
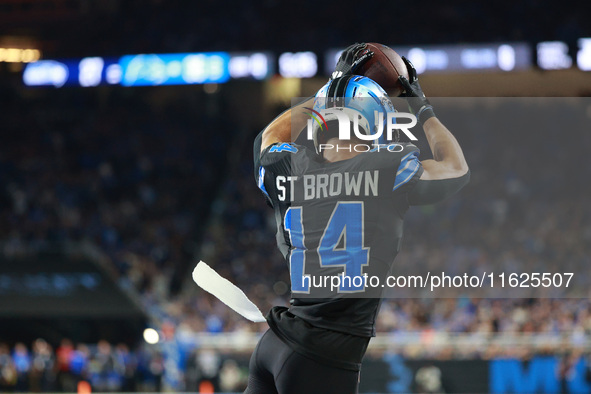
[398,56,436,125]
[330,43,374,80]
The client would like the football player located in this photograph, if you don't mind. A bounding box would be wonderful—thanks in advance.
[246,43,469,394]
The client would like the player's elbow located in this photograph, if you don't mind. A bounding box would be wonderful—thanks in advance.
[456,156,469,173]
[443,154,469,178]
[421,160,469,181]
[450,162,469,179]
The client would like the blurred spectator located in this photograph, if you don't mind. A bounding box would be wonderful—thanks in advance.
[147,352,164,393]
[219,359,247,392]
[12,342,31,391]
[56,338,74,391]
[30,339,56,392]
[69,344,90,387]
[0,343,17,391]
[185,349,221,393]
[115,343,138,392]
[89,340,118,392]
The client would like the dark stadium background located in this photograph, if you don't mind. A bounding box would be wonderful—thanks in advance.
[0,0,590,392]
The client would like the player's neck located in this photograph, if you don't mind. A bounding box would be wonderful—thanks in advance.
[323,137,364,163]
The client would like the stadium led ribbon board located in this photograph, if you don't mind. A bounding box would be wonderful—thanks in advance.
[22,51,273,87]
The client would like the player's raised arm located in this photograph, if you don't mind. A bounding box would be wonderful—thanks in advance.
[260,43,374,153]
[419,117,469,179]
[398,57,470,205]
[259,97,314,153]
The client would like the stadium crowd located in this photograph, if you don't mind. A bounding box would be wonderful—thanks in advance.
[0,86,233,300]
[0,338,251,393]
[0,339,163,393]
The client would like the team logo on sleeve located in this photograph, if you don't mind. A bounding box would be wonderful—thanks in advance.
[270,143,298,153]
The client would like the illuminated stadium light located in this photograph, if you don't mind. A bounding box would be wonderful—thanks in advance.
[279,51,317,78]
[23,60,69,87]
[497,44,516,71]
[0,48,41,63]
[537,41,572,70]
[461,47,497,69]
[407,47,449,74]
[78,57,104,87]
[105,63,122,84]
[143,328,160,344]
[229,52,271,80]
[183,53,226,83]
[229,56,249,78]
[577,38,591,71]
[407,48,427,74]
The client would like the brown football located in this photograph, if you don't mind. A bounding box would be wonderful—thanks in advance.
[357,42,409,97]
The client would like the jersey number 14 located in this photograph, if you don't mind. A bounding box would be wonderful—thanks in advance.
[284,202,369,293]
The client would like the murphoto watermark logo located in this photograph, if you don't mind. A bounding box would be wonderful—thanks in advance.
[303,101,419,154]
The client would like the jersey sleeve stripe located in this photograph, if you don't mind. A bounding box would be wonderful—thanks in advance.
[393,151,421,191]
[258,166,270,198]
[395,151,417,175]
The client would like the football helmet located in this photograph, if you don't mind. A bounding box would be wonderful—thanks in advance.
[309,75,397,153]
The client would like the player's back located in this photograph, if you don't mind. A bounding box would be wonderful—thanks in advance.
[256,140,422,337]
